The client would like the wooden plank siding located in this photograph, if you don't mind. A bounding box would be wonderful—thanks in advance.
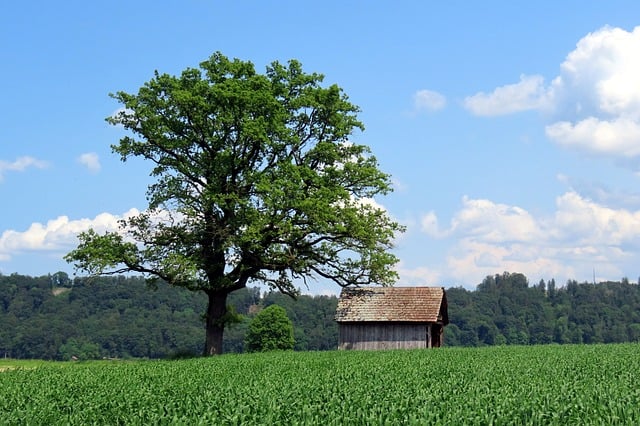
[339,322,430,350]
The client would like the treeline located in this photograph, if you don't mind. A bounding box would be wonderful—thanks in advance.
[3,271,640,359]
[446,272,640,346]
[0,273,337,360]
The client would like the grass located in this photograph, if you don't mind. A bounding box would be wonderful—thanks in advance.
[1,343,639,424]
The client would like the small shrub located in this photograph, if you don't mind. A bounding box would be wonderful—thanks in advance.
[245,305,294,352]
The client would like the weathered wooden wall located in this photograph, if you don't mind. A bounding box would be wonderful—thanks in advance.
[338,322,433,350]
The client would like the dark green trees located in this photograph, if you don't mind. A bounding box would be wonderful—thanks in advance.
[245,305,295,352]
[65,53,403,355]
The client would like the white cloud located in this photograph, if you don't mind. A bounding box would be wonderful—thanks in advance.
[77,152,101,173]
[396,262,442,287]
[109,107,137,128]
[464,26,640,165]
[413,89,446,113]
[420,192,640,287]
[421,211,442,238]
[355,196,386,212]
[550,192,640,246]
[546,117,640,157]
[0,209,139,261]
[445,239,576,288]
[0,156,48,182]
[447,196,541,243]
[463,74,550,116]
[543,26,640,160]
[558,26,640,118]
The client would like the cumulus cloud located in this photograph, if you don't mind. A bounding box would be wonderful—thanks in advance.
[464,26,640,166]
[420,192,640,286]
[464,74,550,116]
[546,116,640,157]
[395,261,442,287]
[0,156,48,182]
[557,26,640,118]
[543,26,640,161]
[413,89,446,113]
[77,152,101,173]
[0,209,139,261]
[445,196,541,243]
[550,192,640,246]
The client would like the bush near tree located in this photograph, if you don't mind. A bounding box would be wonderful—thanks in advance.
[245,305,294,352]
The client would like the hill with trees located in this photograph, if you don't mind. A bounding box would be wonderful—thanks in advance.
[2,271,640,359]
[446,272,640,346]
[0,273,337,359]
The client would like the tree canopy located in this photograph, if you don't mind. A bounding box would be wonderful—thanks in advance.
[65,52,403,355]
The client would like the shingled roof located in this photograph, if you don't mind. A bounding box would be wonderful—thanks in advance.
[335,286,448,324]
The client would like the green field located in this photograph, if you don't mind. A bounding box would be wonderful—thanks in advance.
[1,344,639,425]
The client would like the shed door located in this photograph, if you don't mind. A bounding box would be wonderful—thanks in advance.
[431,324,443,347]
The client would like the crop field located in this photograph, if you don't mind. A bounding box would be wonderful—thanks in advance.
[1,343,639,425]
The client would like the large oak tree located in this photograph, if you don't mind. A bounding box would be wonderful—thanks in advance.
[65,53,403,355]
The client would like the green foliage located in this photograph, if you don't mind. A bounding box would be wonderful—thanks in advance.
[245,305,294,352]
[8,270,640,358]
[447,271,640,347]
[0,274,338,359]
[0,274,206,359]
[58,339,102,361]
[64,52,403,354]
[1,344,639,424]
[65,52,402,292]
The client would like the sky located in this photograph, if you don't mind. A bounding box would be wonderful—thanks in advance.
[3,1,640,294]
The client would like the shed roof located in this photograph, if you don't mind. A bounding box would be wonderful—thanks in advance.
[335,286,448,324]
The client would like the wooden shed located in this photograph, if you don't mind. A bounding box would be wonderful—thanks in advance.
[335,286,448,350]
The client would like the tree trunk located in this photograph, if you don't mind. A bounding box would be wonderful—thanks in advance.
[204,291,228,356]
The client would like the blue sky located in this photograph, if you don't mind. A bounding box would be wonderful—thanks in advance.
[3,1,640,294]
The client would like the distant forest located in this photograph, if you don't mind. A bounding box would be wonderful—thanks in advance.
[2,271,640,360]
